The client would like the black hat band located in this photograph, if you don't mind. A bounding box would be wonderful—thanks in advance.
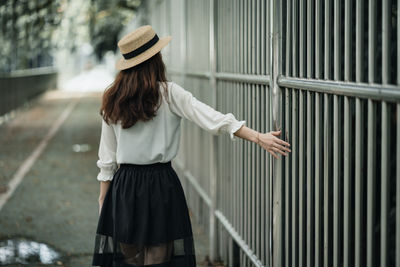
[122,34,159,60]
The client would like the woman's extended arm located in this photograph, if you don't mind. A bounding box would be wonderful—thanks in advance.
[96,118,118,214]
[167,82,291,158]
[233,125,291,159]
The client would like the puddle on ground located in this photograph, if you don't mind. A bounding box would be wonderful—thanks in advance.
[0,238,62,265]
[72,143,91,153]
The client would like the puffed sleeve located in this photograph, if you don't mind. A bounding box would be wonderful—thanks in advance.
[168,82,246,141]
[96,118,118,181]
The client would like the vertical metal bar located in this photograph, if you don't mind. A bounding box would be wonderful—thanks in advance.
[266,0,272,263]
[368,0,376,83]
[252,83,256,251]
[181,0,188,162]
[292,0,298,76]
[261,0,266,75]
[366,2,377,267]
[285,87,291,267]
[397,103,400,267]
[334,0,341,81]
[315,0,322,79]
[324,0,331,80]
[398,0,400,86]
[256,84,261,258]
[232,0,239,254]
[315,92,322,267]
[251,0,256,254]
[256,0,260,75]
[299,0,306,256]
[240,85,244,240]
[344,0,352,82]
[283,5,291,262]
[209,0,219,262]
[356,0,364,83]
[366,99,376,267]
[324,93,332,267]
[355,98,364,267]
[307,0,314,78]
[380,101,389,267]
[343,96,351,267]
[265,0,270,75]
[286,0,292,76]
[271,0,283,265]
[284,5,292,263]
[397,5,400,267]
[238,0,244,246]
[343,2,353,266]
[333,94,341,267]
[266,85,271,267]
[292,89,298,267]
[247,0,252,254]
[299,89,305,267]
[243,0,248,248]
[314,2,323,261]
[382,0,390,85]
[299,0,305,77]
[261,85,266,264]
[228,236,233,267]
[245,82,249,247]
[333,2,342,266]
[306,91,314,267]
[355,0,364,265]
[244,0,248,75]
[380,3,390,266]
[247,0,251,74]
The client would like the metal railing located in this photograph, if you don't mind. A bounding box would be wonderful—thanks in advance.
[0,67,58,116]
[139,0,399,266]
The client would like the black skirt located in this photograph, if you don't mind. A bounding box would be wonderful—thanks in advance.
[91,161,196,267]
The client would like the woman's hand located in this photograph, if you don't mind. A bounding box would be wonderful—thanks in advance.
[98,197,105,215]
[257,130,291,159]
[234,126,291,159]
[98,181,111,215]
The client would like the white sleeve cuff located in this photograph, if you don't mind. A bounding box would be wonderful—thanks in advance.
[96,160,118,181]
[228,120,246,141]
[97,171,115,182]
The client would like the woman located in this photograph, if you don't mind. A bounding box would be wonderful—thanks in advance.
[91,25,291,267]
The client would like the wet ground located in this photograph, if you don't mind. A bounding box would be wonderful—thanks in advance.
[0,90,209,266]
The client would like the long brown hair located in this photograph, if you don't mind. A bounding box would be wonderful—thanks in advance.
[100,52,169,129]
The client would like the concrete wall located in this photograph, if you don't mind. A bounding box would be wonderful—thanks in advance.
[0,67,58,116]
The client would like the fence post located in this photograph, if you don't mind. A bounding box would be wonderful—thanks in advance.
[270,0,283,266]
[209,0,220,263]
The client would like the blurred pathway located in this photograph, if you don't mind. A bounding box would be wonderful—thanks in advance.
[0,90,209,266]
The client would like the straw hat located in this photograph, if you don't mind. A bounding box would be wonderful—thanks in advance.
[115,25,172,70]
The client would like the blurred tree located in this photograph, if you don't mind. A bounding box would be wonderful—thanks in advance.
[88,0,141,60]
[0,0,64,72]
[0,0,141,72]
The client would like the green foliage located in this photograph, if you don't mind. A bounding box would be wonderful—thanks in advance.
[0,0,141,72]
[89,0,141,60]
[0,0,64,72]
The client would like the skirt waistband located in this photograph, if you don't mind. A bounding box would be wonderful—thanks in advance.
[120,161,172,170]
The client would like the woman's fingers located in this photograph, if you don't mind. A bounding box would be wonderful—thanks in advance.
[273,142,291,153]
[272,146,287,156]
[276,138,291,148]
[268,149,279,159]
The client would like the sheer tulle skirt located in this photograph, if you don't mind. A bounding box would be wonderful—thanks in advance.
[91,162,196,267]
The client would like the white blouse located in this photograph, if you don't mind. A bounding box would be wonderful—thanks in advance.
[96,81,246,181]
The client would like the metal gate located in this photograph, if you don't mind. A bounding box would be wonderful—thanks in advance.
[135,0,399,266]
